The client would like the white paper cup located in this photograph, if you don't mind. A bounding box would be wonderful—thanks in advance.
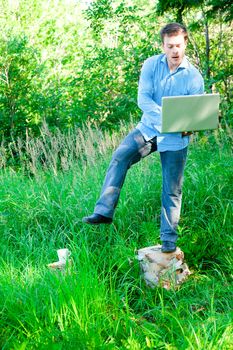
[57,248,71,264]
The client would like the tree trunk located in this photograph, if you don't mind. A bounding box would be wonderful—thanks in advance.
[202,10,212,91]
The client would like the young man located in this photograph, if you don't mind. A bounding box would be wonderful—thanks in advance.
[82,23,204,253]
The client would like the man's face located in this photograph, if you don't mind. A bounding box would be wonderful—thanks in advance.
[162,33,187,71]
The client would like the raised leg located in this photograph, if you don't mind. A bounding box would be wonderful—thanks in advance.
[94,129,157,218]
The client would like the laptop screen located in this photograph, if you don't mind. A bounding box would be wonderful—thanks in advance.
[161,93,220,133]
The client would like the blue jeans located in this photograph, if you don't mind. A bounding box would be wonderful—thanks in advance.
[94,129,187,243]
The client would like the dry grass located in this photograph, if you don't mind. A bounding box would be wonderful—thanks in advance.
[0,121,131,175]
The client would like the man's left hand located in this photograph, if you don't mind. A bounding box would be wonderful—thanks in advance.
[182,131,193,137]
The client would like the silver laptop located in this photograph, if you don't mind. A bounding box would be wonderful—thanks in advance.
[161,93,220,133]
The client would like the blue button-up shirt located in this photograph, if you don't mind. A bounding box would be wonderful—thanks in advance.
[136,54,204,152]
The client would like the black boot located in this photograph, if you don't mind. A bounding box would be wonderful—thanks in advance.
[161,241,176,253]
[82,213,113,225]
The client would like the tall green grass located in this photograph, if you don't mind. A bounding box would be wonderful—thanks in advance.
[0,125,232,349]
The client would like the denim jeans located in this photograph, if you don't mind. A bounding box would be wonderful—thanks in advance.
[94,128,187,243]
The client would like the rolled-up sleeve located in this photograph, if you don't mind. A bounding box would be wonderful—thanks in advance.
[137,58,162,126]
[188,70,204,95]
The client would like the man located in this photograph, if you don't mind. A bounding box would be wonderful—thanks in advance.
[82,23,204,253]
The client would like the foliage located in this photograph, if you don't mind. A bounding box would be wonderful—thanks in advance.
[0,0,232,143]
[0,35,44,139]
[207,0,233,21]
[156,0,233,23]
[157,0,203,23]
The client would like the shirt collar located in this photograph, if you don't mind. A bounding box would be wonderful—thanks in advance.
[161,54,189,70]
[179,56,189,69]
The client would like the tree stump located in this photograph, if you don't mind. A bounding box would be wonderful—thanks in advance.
[137,245,191,289]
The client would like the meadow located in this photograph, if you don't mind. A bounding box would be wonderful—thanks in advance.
[0,124,232,349]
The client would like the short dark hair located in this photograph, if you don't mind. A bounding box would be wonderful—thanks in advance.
[160,23,188,42]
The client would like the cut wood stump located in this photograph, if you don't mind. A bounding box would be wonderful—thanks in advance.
[137,245,191,289]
